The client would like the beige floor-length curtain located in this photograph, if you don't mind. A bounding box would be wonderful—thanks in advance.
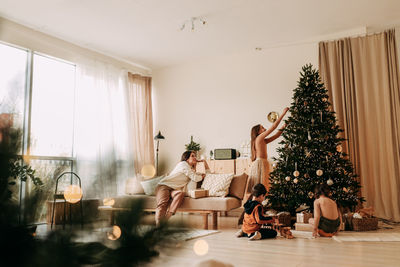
[126,73,155,174]
[319,29,400,221]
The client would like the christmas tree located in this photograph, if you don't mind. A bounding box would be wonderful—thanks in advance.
[268,64,363,214]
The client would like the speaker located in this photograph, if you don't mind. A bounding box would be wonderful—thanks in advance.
[214,149,237,160]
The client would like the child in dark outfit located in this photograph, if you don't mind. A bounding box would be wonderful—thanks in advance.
[235,183,277,240]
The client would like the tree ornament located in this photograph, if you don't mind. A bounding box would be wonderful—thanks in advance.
[305,150,311,157]
[343,187,348,192]
[308,131,311,140]
[327,179,334,186]
[293,171,300,177]
[304,173,310,178]
[316,169,323,176]
[336,145,343,152]
[293,178,298,184]
[308,192,314,198]
[285,176,291,181]
[322,97,328,102]
[304,101,308,106]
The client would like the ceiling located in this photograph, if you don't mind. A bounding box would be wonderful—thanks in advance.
[1,0,400,70]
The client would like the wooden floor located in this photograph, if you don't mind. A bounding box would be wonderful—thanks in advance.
[144,213,400,267]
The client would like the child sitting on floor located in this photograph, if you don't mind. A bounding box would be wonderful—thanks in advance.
[309,184,342,237]
[235,184,277,240]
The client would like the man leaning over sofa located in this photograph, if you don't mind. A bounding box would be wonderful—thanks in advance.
[155,150,210,225]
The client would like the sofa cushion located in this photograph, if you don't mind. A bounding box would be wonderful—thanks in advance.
[228,173,248,200]
[140,176,164,196]
[114,195,241,211]
[201,173,234,197]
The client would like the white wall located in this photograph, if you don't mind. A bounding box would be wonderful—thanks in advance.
[152,27,374,172]
[153,42,318,172]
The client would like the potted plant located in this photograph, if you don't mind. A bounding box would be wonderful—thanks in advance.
[185,136,201,153]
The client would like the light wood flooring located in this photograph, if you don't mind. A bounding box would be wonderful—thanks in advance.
[144,212,400,267]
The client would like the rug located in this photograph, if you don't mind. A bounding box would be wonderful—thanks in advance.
[171,229,220,241]
[333,232,400,242]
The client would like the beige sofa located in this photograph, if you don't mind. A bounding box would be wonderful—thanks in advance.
[113,173,248,230]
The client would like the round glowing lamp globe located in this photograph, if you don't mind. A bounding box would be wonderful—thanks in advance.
[64,185,83,204]
[141,164,156,178]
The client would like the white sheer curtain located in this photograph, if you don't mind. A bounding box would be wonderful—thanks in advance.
[74,60,133,199]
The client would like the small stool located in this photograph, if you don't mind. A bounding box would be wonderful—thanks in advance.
[50,172,84,229]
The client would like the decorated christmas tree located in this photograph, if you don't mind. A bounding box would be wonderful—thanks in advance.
[268,64,363,214]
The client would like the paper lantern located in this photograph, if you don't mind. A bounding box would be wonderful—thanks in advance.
[103,198,115,206]
[64,185,83,204]
[141,164,156,178]
[107,225,122,240]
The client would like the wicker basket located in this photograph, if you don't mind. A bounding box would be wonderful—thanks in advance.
[277,212,292,226]
[352,217,378,231]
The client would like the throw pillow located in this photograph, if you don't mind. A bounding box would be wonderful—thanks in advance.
[201,173,235,197]
[228,173,248,199]
[125,175,145,195]
[140,176,164,196]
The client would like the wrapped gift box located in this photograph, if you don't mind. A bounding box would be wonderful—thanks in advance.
[295,223,314,232]
[296,212,313,223]
[188,189,208,199]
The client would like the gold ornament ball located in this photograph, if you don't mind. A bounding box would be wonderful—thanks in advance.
[316,169,323,176]
[285,176,291,181]
[267,111,279,123]
[336,145,343,152]
[293,170,300,177]
[293,178,298,184]
[327,179,334,186]
[304,173,310,178]
[308,192,314,198]
[322,98,328,102]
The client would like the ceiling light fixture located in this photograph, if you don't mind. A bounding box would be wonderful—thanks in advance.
[180,17,206,31]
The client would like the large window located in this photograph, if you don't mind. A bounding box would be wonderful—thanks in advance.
[0,43,27,150]
[30,54,75,157]
[0,42,76,223]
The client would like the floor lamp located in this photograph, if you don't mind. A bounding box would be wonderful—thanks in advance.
[154,131,165,176]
